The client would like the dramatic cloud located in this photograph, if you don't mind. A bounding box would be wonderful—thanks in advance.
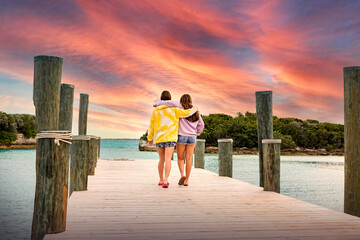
[0,0,359,137]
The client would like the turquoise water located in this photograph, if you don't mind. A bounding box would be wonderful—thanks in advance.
[0,139,345,239]
[205,154,344,212]
[0,149,36,240]
[100,139,160,160]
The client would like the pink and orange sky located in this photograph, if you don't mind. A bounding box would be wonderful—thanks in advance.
[0,0,359,138]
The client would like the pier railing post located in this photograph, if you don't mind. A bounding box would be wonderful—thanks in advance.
[32,55,69,240]
[59,84,74,131]
[97,137,101,158]
[78,93,89,135]
[262,139,281,193]
[95,137,100,166]
[88,136,97,175]
[33,56,62,131]
[194,139,205,169]
[256,91,273,188]
[218,139,233,177]
[344,66,360,217]
[70,135,91,196]
[58,83,74,199]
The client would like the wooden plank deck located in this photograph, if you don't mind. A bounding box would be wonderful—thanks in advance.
[45,159,360,240]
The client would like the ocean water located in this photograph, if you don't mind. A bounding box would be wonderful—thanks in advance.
[0,149,36,240]
[0,139,345,239]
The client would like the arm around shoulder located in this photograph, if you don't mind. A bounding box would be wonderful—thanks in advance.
[176,105,198,118]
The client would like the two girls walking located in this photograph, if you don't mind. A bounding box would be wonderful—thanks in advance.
[147,90,204,188]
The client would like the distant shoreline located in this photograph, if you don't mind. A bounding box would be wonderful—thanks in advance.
[206,146,344,156]
[0,144,36,150]
[140,147,343,156]
[138,139,344,156]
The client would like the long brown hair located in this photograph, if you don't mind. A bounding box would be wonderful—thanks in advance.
[160,90,171,100]
[180,94,199,122]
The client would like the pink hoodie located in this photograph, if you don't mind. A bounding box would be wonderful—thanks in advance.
[156,100,204,137]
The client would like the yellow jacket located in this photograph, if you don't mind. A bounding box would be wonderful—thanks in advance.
[147,105,198,144]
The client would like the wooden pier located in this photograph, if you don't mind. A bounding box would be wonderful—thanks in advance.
[45,159,360,240]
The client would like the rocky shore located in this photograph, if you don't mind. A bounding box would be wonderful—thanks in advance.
[138,139,344,156]
[204,146,343,156]
[138,139,157,152]
[0,133,36,149]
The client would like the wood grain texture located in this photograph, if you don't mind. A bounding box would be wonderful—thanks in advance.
[33,55,62,131]
[59,84,74,131]
[97,137,101,158]
[78,93,89,135]
[194,139,205,169]
[32,55,67,240]
[32,139,69,240]
[218,139,233,177]
[263,141,281,193]
[45,159,360,240]
[70,139,89,196]
[344,66,360,217]
[255,91,273,188]
[87,137,97,175]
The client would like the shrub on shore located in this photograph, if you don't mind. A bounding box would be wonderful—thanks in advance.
[0,111,36,145]
[198,112,343,150]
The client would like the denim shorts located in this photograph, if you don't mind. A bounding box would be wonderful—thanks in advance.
[155,142,177,148]
[177,135,196,145]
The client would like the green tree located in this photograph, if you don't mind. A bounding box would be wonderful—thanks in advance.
[140,131,148,140]
[273,130,296,149]
[0,111,17,134]
[0,111,37,145]
[0,131,17,145]
[15,114,36,138]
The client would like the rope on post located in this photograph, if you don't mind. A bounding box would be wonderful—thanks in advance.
[36,131,72,145]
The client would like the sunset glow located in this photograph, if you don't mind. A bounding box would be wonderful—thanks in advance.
[1,0,359,138]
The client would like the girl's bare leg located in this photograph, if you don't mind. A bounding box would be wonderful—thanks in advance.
[164,146,175,183]
[176,144,186,177]
[185,143,196,185]
[157,148,165,184]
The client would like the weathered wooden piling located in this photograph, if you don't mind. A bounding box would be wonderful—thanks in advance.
[95,137,100,166]
[59,84,74,131]
[218,139,233,177]
[94,137,99,167]
[262,139,281,193]
[32,56,70,240]
[97,137,101,158]
[70,135,91,196]
[256,91,273,188]
[32,131,71,240]
[194,139,205,169]
[78,93,89,135]
[87,136,98,175]
[344,66,360,217]
[58,83,74,197]
[33,56,62,131]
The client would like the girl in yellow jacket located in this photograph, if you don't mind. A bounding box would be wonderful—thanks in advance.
[148,90,198,188]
